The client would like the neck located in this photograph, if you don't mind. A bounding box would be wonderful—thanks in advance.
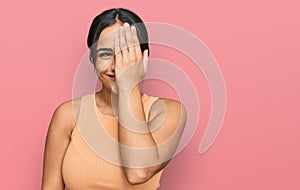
[96,88,119,115]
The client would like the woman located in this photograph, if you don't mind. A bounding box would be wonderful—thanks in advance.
[42,8,187,190]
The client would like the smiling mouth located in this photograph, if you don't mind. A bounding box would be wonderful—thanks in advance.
[106,74,116,81]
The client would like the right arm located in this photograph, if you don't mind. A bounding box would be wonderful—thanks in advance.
[41,100,78,190]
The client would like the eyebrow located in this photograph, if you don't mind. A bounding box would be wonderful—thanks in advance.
[96,48,113,52]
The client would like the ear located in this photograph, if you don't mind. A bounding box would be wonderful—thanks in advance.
[143,49,148,74]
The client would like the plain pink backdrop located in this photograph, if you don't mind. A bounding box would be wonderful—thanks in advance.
[1,0,299,189]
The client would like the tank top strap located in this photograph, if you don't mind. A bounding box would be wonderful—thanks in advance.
[141,93,159,121]
[76,93,96,130]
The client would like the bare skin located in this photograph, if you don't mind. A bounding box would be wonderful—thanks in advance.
[42,21,187,189]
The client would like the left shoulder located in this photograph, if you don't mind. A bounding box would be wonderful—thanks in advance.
[149,97,187,121]
[158,97,185,111]
[148,97,187,145]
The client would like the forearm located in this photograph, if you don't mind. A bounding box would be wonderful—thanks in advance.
[113,23,185,184]
[118,85,159,165]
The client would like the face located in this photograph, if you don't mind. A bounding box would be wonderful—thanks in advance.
[95,21,123,94]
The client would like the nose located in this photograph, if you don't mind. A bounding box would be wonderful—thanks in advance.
[111,56,116,72]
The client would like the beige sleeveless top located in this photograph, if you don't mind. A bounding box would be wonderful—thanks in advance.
[62,92,163,190]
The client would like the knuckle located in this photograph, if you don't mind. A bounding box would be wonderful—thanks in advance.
[136,54,142,60]
[121,46,128,52]
[129,56,136,63]
[127,38,133,44]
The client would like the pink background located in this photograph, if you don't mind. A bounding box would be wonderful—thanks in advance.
[1,0,299,189]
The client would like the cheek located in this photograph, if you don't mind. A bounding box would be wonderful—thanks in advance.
[95,59,112,73]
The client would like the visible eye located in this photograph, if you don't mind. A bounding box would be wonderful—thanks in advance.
[98,52,113,59]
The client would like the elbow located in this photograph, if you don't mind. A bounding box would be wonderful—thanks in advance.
[41,186,63,190]
[41,181,65,190]
[124,168,153,185]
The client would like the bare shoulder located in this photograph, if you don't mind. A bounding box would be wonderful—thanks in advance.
[148,97,187,145]
[150,97,186,116]
[50,97,82,135]
[149,97,187,124]
[42,97,82,189]
[160,98,186,112]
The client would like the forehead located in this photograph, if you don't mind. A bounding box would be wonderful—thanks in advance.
[97,21,123,49]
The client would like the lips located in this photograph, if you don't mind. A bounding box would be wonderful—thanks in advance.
[106,74,116,81]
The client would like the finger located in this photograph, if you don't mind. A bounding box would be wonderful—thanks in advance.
[143,49,148,74]
[119,26,129,64]
[114,31,122,66]
[131,25,142,61]
[124,23,135,62]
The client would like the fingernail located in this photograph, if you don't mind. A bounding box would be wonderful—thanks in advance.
[124,22,129,27]
[131,25,136,30]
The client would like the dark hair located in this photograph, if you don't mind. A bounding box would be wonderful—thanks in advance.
[87,8,149,65]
